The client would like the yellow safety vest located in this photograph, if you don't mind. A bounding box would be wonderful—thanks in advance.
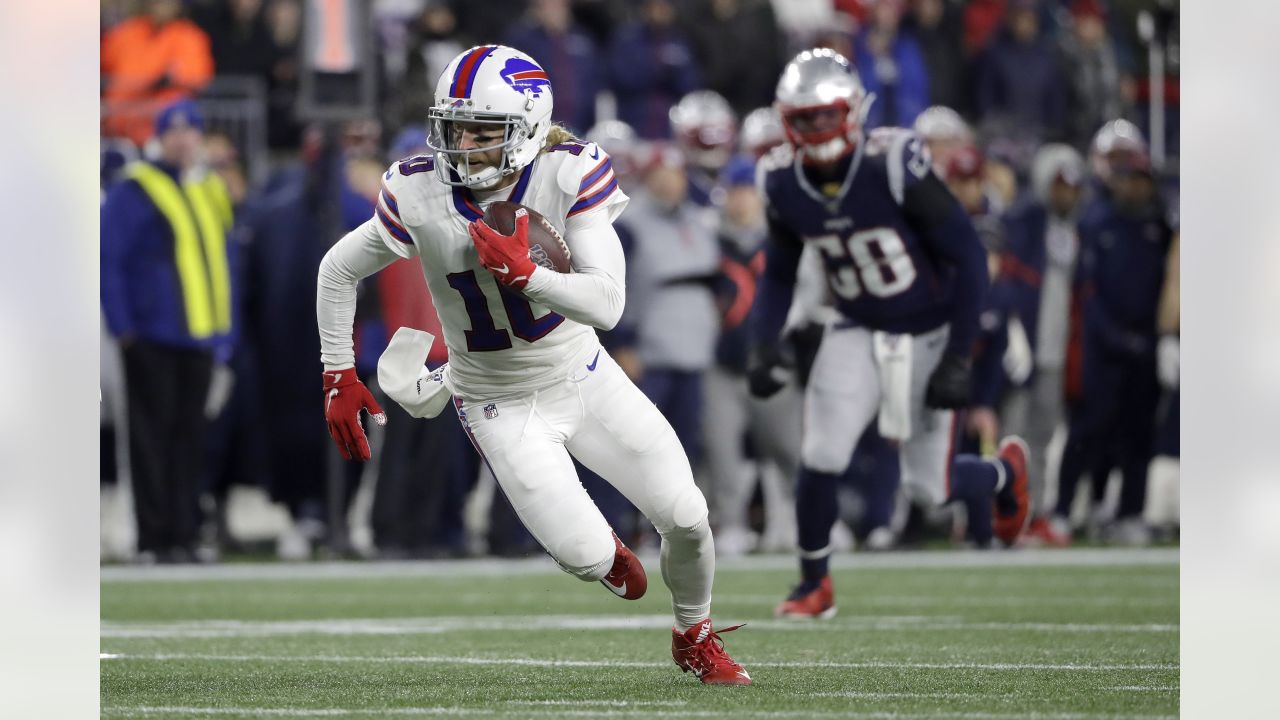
[126,162,233,339]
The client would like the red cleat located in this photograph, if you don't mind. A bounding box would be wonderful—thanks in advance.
[1025,515,1073,547]
[774,575,836,619]
[600,533,647,600]
[993,436,1031,546]
[671,619,751,685]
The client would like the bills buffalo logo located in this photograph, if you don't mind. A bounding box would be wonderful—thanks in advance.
[500,58,551,98]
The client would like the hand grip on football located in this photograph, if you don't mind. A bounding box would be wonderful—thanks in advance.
[469,202,572,290]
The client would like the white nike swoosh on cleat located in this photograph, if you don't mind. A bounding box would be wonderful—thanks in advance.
[737,671,751,680]
[601,579,627,597]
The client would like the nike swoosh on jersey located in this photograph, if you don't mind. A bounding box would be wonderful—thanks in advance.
[491,263,509,274]
[590,146,600,160]
[586,350,601,371]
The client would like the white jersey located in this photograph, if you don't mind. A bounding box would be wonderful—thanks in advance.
[370,140,627,398]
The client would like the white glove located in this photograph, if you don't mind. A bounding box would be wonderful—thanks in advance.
[377,327,452,419]
[1157,335,1179,389]
[204,363,235,419]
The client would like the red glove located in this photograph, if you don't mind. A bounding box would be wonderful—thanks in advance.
[323,368,386,462]
[468,209,536,290]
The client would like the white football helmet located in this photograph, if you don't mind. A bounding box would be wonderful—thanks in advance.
[913,105,973,175]
[426,45,554,189]
[774,48,872,164]
[1089,118,1148,181]
[585,119,642,181]
[669,90,737,171]
[913,105,973,144]
[740,106,785,159]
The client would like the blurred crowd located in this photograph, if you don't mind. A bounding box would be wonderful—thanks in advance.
[100,0,1179,563]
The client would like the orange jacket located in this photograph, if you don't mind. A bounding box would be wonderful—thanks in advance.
[101,16,215,143]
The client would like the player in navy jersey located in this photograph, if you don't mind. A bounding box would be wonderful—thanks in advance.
[748,49,1031,618]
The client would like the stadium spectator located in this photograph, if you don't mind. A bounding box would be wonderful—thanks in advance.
[853,0,931,129]
[607,0,703,138]
[902,0,969,114]
[702,156,801,556]
[669,90,737,208]
[1054,148,1171,546]
[683,0,788,119]
[454,0,528,47]
[191,0,279,79]
[997,143,1086,544]
[398,1,466,135]
[102,0,216,146]
[1058,0,1126,152]
[506,0,602,135]
[263,0,304,150]
[973,0,1067,144]
[101,100,236,563]
[615,145,721,468]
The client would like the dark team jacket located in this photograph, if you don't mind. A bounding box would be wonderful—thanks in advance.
[752,129,989,359]
[1074,194,1172,358]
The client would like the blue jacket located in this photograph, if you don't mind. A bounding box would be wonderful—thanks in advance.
[607,24,702,139]
[975,29,1067,140]
[101,161,236,356]
[1074,195,1172,360]
[505,24,600,135]
[998,200,1052,354]
[854,33,931,130]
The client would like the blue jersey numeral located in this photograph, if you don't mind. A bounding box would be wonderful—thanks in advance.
[398,155,435,176]
[447,271,565,351]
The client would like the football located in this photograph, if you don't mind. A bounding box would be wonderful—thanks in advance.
[482,201,572,274]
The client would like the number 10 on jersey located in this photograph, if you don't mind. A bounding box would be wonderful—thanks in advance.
[811,227,917,300]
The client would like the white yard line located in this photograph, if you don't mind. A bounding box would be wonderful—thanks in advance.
[99,707,1178,720]
[99,614,1177,639]
[100,548,1178,583]
[99,652,1178,672]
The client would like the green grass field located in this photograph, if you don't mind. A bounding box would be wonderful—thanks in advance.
[101,549,1178,719]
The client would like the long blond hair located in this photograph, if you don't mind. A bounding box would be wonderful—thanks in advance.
[541,124,577,152]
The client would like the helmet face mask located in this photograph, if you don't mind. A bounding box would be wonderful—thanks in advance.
[426,45,554,189]
[427,108,529,189]
[774,48,869,165]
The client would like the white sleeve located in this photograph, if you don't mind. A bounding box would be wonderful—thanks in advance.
[520,211,626,330]
[317,219,402,370]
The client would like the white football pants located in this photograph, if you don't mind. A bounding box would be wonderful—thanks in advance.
[454,344,713,626]
[802,324,956,505]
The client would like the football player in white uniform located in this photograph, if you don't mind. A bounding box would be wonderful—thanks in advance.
[315,45,749,685]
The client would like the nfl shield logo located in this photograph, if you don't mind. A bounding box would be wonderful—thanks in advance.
[483,403,499,420]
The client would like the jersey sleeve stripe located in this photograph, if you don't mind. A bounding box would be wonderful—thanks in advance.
[568,177,619,216]
[578,157,612,194]
[376,205,413,245]
[379,183,401,220]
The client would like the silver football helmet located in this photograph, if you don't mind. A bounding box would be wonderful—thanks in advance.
[774,48,872,164]
[670,90,737,171]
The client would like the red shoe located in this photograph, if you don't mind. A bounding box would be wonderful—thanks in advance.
[671,619,751,685]
[600,533,647,600]
[1025,515,1073,547]
[774,576,836,619]
[993,436,1031,546]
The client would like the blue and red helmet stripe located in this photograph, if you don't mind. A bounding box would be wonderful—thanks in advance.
[449,45,499,99]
